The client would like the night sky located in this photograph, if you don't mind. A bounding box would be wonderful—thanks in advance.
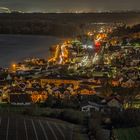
[0,0,140,12]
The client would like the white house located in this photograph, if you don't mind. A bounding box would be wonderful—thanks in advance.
[81,105,98,112]
[81,101,105,112]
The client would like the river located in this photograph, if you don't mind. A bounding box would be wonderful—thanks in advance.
[0,34,61,67]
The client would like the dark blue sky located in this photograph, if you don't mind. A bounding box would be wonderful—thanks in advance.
[0,0,140,12]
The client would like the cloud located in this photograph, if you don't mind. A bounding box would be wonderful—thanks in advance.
[0,0,139,12]
[0,6,10,13]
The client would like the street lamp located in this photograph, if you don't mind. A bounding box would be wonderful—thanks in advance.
[12,63,16,71]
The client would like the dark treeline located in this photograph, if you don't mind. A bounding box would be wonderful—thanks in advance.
[111,24,140,37]
[0,12,140,37]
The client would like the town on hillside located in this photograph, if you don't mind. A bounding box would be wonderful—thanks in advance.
[0,23,140,140]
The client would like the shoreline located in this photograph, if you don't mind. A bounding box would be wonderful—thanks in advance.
[0,34,62,67]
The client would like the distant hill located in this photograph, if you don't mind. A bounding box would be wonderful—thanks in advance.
[0,12,140,37]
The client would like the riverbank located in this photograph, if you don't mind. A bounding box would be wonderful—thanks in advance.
[0,34,62,67]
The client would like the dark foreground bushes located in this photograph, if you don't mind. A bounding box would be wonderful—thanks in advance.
[110,109,140,128]
[23,107,87,125]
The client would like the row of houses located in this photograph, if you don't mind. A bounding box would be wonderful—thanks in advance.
[81,94,140,113]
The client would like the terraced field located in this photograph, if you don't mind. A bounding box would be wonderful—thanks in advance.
[0,115,77,140]
[114,127,140,140]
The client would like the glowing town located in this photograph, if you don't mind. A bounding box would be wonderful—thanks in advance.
[0,25,140,110]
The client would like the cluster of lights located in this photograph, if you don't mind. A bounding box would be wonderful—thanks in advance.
[48,41,71,65]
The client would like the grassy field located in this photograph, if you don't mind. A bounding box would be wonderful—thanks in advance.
[114,127,140,140]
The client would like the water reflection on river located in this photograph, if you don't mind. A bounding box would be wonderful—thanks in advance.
[0,35,61,67]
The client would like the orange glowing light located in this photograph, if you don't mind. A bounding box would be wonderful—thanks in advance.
[48,41,70,64]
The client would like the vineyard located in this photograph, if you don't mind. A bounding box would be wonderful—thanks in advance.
[114,127,140,140]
